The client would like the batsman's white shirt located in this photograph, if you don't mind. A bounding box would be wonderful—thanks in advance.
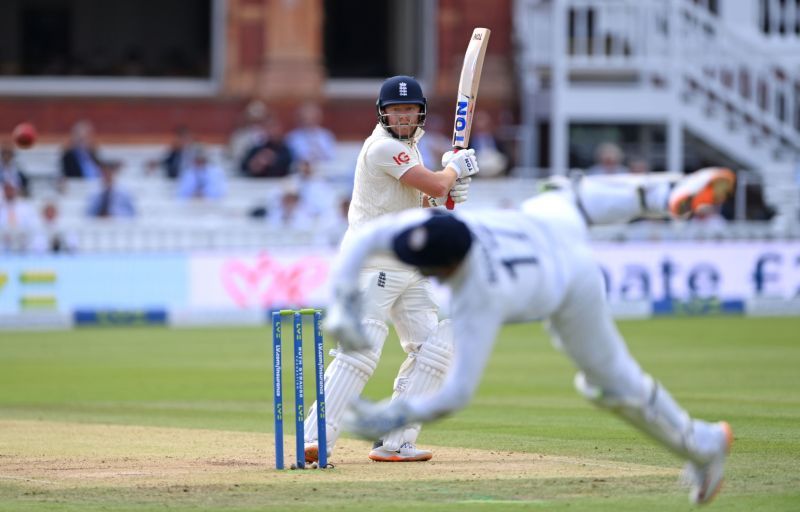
[344,125,425,270]
[330,192,625,423]
[338,124,438,348]
[347,125,424,231]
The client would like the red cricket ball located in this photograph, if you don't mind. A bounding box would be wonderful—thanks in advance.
[12,122,38,149]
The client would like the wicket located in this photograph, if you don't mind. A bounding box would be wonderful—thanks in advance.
[272,308,327,470]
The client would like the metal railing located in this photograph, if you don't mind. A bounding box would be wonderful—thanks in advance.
[759,0,800,38]
[516,0,800,148]
[678,1,800,148]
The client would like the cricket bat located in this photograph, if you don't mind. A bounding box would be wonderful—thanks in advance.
[446,27,491,210]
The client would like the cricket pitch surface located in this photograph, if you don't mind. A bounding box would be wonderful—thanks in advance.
[0,419,676,489]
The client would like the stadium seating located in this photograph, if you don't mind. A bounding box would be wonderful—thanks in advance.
[8,141,798,253]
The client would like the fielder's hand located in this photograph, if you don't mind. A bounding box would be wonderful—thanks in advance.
[441,149,479,179]
[323,286,369,351]
[342,398,412,440]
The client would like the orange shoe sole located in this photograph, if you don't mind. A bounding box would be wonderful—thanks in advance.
[698,421,734,505]
[669,168,735,217]
[368,453,432,462]
[690,170,736,213]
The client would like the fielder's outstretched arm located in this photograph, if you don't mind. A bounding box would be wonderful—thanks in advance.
[343,305,503,439]
[343,267,505,439]
[404,308,503,423]
[324,209,435,351]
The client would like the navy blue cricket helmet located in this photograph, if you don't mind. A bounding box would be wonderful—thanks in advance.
[392,212,473,269]
[376,75,427,140]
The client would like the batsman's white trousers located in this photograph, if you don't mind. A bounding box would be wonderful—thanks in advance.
[305,261,442,451]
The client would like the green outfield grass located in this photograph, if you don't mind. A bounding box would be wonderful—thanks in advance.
[1,316,799,511]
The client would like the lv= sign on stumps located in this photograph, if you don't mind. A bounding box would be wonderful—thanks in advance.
[272,309,327,470]
[446,27,491,210]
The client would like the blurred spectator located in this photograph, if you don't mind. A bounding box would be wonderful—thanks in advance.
[0,143,30,197]
[86,161,136,218]
[317,196,351,247]
[629,155,651,175]
[285,102,337,164]
[416,114,451,169]
[0,181,45,252]
[176,145,226,200]
[228,99,270,169]
[61,120,102,179]
[266,183,314,230]
[290,160,330,218]
[240,118,294,178]
[40,199,78,253]
[152,125,196,180]
[586,142,629,175]
[470,111,510,177]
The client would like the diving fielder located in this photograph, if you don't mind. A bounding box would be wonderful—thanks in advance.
[303,75,480,462]
[327,168,735,505]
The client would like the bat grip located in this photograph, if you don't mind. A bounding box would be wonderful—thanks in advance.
[445,147,461,210]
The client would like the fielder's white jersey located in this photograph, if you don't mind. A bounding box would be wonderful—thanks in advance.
[329,194,595,423]
[333,194,599,421]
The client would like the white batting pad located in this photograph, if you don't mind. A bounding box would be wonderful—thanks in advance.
[304,319,388,450]
[382,319,454,451]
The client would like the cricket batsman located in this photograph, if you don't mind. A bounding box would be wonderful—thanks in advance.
[303,75,480,462]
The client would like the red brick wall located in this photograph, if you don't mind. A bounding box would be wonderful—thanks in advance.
[1,98,251,144]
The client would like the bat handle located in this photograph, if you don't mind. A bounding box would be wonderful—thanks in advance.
[445,147,462,210]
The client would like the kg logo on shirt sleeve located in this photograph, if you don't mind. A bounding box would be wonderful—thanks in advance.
[392,152,411,165]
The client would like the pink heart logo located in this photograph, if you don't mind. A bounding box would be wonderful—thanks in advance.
[221,253,329,308]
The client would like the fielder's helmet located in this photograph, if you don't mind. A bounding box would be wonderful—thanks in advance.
[376,75,427,139]
[392,211,473,269]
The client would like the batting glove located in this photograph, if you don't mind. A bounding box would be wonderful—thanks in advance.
[441,149,479,179]
[449,177,471,204]
[427,196,444,207]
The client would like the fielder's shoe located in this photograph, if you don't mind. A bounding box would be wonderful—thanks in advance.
[369,442,432,462]
[668,167,736,218]
[682,421,734,505]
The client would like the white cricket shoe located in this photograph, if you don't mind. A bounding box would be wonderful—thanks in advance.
[682,421,734,505]
[668,167,736,218]
[368,442,432,462]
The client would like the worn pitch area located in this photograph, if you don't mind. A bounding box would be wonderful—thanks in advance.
[0,420,676,489]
